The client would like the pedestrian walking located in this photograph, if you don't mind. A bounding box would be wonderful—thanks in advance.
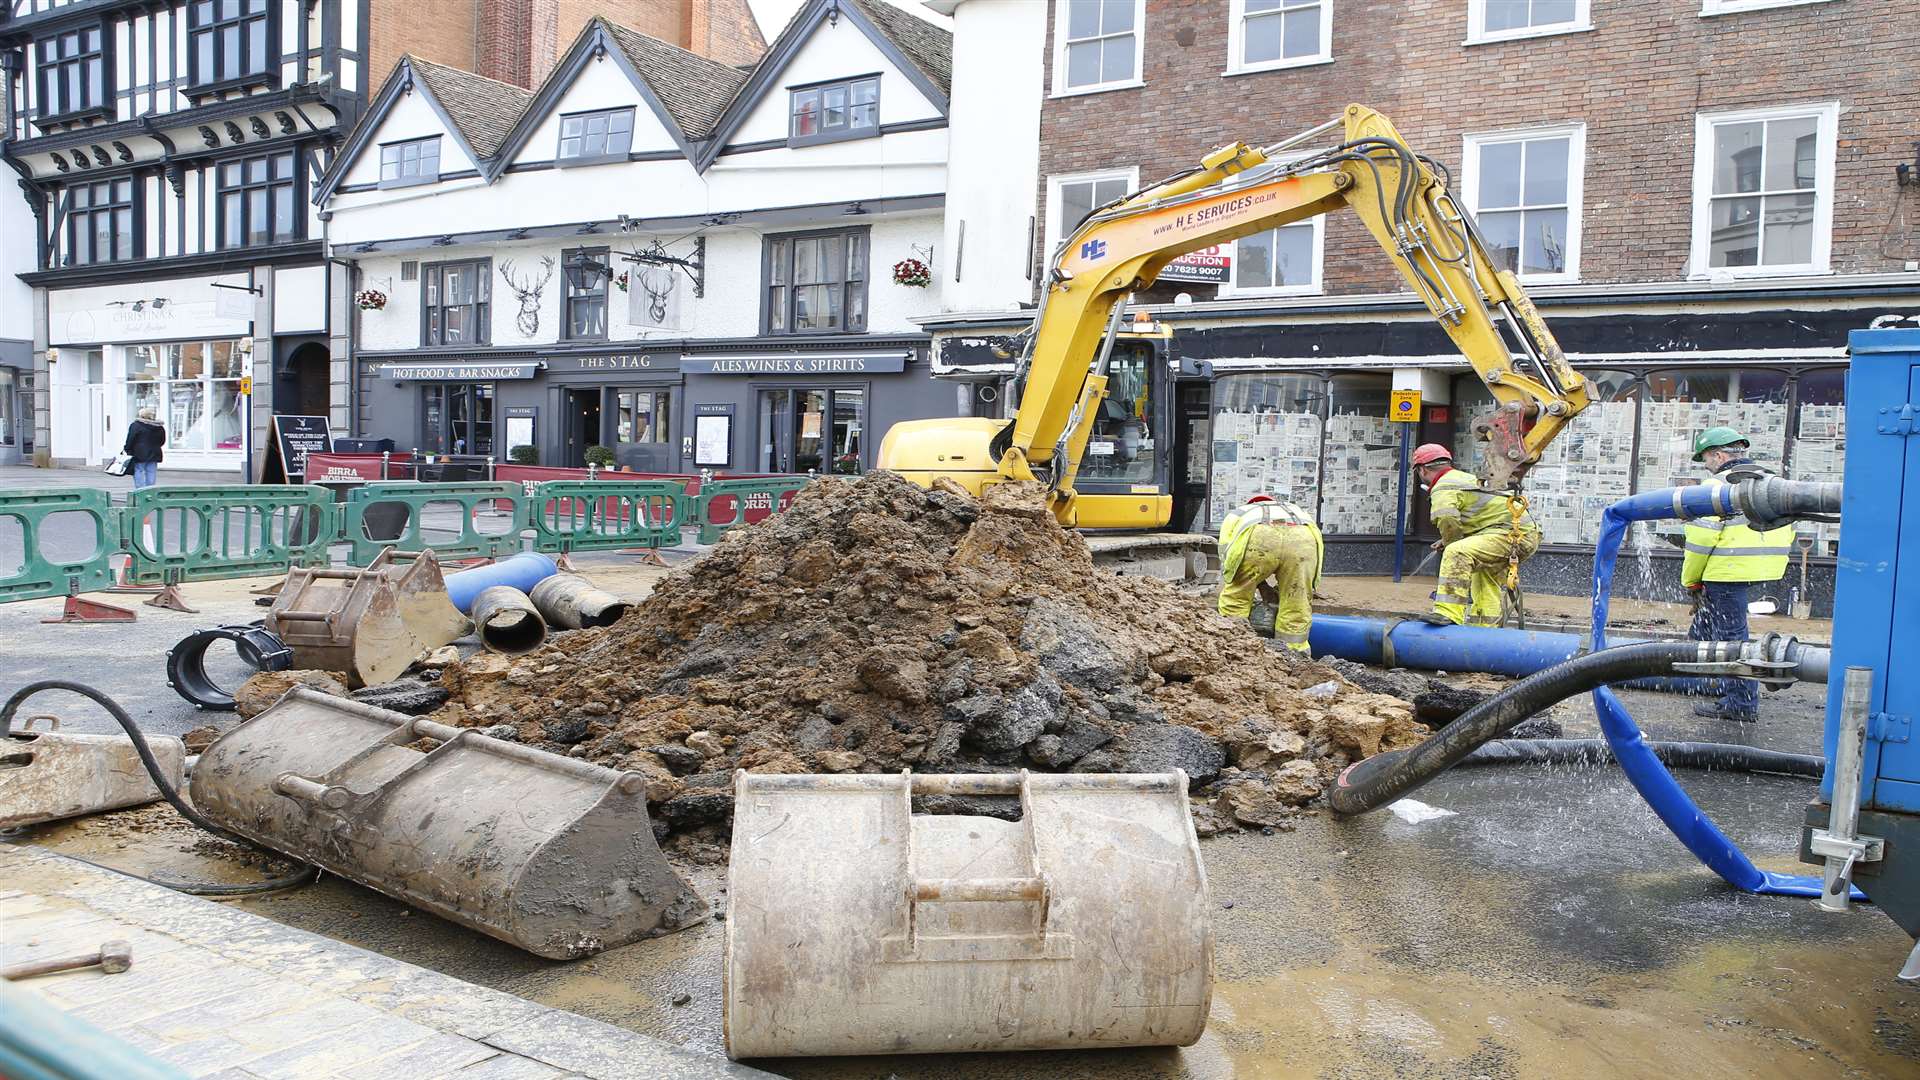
[1412,443,1540,627]
[1216,491,1324,652]
[1681,427,1794,721]
[123,407,166,489]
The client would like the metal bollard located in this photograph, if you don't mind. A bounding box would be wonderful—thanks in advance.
[1814,666,1880,913]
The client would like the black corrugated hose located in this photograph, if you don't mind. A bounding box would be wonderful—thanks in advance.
[2,680,317,897]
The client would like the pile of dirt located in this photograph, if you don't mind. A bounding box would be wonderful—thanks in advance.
[428,472,1427,836]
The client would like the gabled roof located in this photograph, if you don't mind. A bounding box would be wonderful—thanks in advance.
[312,55,532,204]
[481,17,753,179]
[694,0,952,171]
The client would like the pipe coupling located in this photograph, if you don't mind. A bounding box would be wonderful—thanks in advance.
[1733,476,1843,531]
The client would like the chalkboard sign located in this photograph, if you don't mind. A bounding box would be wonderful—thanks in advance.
[267,415,333,482]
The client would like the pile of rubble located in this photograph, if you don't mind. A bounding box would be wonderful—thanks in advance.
[422,472,1427,840]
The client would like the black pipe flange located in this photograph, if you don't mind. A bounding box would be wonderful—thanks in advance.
[165,623,293,711]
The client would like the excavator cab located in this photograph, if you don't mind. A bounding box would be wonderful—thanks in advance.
[1069,318,1212,536]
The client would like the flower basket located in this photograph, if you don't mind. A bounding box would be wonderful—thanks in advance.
[355,289,388,311]
[891,258,931,288]
[615,271,630,293]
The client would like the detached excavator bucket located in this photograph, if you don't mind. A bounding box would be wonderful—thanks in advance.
[265,549,470,688]
[723,770,1213,1058]
[190,688,707,958]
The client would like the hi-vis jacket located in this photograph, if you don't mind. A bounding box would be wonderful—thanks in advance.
[1219,500,1323,585]
[1681,461,1794,586]
[1428,469,1536,543]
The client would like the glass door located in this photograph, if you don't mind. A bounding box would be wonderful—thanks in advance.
[759,390,793,471]
[611,387,673,470]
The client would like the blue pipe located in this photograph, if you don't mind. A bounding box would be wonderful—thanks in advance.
[1591,487,1860,900]
[1308,616,1649,678]
[444,552,559,615]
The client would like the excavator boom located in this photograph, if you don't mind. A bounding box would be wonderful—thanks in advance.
[964,105,1590,523]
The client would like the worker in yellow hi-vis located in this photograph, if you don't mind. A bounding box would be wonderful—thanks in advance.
[1680,426,1794,722]
[1217,492,1324,651]
[1411,443,1541,628]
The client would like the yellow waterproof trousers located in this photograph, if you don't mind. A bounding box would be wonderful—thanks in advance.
[1217,524,1319,651]
[1432,527,1541,627]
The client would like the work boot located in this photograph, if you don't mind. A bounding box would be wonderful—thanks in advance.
[1693,703,1758,723]
[1416,612,1454,627]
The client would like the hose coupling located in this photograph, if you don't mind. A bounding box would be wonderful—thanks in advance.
[1671,633,1827,689]
[1733,475,1844,531]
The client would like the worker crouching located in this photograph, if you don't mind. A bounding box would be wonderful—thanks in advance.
[1217,492,1324,651]
[1411,444,1540,628]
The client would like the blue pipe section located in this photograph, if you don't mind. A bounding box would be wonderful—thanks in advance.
[1309,616,1646,678]
[1591,487,1861,900]
[444,552,559,615]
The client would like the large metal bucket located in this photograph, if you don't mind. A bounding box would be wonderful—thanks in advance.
[264,549,471,687]
[190,688,707,958]
[0,718,185,828]
[724,771,1213,1058]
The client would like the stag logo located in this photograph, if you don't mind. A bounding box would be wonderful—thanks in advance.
[498,257,554,337]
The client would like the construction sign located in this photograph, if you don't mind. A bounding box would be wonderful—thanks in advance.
[1389,390,1421,422]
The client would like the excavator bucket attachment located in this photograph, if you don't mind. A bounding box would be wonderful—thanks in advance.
[723,770,1212,1058]
[0,718,186,828]
[190,688,707,958]
[264,549,470,688]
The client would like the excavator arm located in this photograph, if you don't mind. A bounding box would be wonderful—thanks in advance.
[1004,104,1589,521]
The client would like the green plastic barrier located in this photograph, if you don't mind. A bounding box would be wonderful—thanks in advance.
[0,980,190,1079]
[121,485,336,585]
[692,477,811,545]
[529,480,685,555]
[342,481,527,565]
[0,488,118,602]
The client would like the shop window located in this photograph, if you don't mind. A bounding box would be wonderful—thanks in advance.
[1208,371,1327,529]
[760,388,865,474]
[188,0,274,88]
[120,340,247,454]
[1054,0,1143,95]
[563,247,609,341]
[1079,341,1156,486]
[1636,367,1789,539]
[1454,368,1638,546]
[1467,0,1588,43]
[1463,125,1583,282]
[218,151,299,250]
[1046,168,1136,256]
[790,77,879,146]
[423,260,491,346]
[64,178,137,266]
[1691,103,1836,276]
[1228,0,1330,74]
[1788,367,1844,554]
[1319,374,1396,536]
[422,384,495,456]
[557,108,634,165]
[35,26,108,121]
[379,137,441,188]
[764,229,868,335]
[615,390,671,444]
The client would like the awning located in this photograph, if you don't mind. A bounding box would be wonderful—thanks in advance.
[681,353,908,375]
[380,361,543,381]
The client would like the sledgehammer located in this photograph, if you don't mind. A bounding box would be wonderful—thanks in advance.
[1,940,133,981]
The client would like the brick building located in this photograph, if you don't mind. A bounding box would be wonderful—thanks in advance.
[369,0,765,92]
[927,0,1920,613]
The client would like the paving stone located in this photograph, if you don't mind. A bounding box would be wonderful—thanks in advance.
[438,1052,569,1079]
[346,1032,499,1078]
[240,1016,442,1079]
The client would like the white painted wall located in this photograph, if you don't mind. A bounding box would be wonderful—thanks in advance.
[507,53,679,167]
[0,188,35,346]
[338,87,480,189]
[733,15,940,144]
[936,0,1044,313]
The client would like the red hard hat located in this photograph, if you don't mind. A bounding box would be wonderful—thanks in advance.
[1245,493,1276,504]
[1410,443,1453,468]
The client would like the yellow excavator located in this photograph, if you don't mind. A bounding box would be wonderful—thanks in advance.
[879,105,1592,535]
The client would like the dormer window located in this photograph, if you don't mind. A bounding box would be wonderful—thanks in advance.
[788,76,879,147]
[35,27,109,121]
[380,136,441,188]
[557,108,634,166]
[189,0,276,89]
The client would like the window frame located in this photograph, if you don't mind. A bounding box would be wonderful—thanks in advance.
[215,149,301,251]
[1700,0,1840,15]
[378,136,442,189]
[1225,0,1333,76]
[562,246,611,343]
[1460,122,1586,285]
[761,226,871,337]
[33,24,111,123]
[1465,0,1592,45]
[1215,161,1325,298]
[421,259,494,347]
[61,176,140,267]
[787,74,883,148]
[1045,166,1139,262]
[186,0,279,92]
[555,107,636,167]
[1050,0,1147,98]
[1688,101,1838,280]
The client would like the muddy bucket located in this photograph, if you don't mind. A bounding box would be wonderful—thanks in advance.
[190,688,707,958]
[265,549,470,687]
[724,770,1212,1058]
[0,717,185,828]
